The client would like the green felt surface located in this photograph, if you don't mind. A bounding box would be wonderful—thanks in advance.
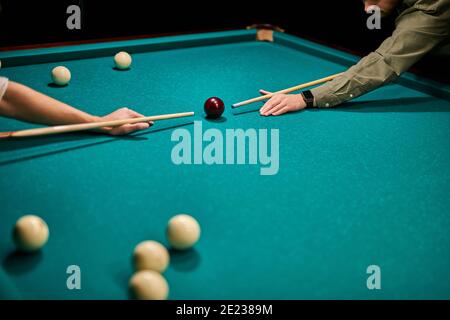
[0,31,450,299]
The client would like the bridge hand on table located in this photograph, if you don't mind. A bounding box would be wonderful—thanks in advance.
[258,89,307,117]
[97,107,154,136]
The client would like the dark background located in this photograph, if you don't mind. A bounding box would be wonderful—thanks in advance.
[0,0,447,83]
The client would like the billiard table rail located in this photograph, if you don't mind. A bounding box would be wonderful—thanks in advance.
[0,29,448,101]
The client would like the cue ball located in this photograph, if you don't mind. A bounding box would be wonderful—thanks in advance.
[114,51,132,70]
[204,97,225,119]
[129,270,169,300]
[13,215,49,252]
[167,214,200,250]
[51,66,71,86]
[133,240,170,273]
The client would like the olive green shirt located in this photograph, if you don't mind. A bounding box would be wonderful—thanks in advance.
[311,0,450,108]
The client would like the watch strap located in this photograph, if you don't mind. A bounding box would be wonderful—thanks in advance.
[301,90,315,108]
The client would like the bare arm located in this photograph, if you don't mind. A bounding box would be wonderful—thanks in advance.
[0,81,98,125]
[0,81,151,135]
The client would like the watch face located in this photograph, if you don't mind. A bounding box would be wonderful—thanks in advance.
[302,91,314,107]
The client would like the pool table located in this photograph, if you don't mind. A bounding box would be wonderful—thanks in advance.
[0,29,450,300]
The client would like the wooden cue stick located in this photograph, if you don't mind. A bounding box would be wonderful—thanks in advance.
[0,111,195,139]
[231,73,343,108]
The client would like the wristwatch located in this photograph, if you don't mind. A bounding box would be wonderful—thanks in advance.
[301,90,315,108]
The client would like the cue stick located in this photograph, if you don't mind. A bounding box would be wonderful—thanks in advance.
[231,73,343,108]
[0,111,195,139]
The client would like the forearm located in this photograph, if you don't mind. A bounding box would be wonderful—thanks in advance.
[0,81,99,125]
[311,52,398,108]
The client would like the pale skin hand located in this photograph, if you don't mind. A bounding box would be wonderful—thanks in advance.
[94,108,153,136]
[0,81,152,136]
[258,90,307,116]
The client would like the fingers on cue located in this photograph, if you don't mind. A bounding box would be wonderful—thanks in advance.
[122,108,153,129]
[112,123,150,135]
[126,123,150,133]
[126,108,145,118]
[123,109,154,126]
[259,89,272,95]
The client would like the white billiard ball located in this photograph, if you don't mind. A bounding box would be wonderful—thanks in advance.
[51,66,71,86]
[114,51,132,70]
[167,214,200,250]
[13,215,49,252]
[129,270,169,300]
[133,240,169,273]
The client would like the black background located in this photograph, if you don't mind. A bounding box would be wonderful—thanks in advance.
[0,0,447,83]
[0,300,446,318]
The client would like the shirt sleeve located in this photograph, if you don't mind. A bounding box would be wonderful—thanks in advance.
[0,77,8,101]
[310,0,450,108]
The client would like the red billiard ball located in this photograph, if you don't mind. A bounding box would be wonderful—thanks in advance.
[204,97,225,119]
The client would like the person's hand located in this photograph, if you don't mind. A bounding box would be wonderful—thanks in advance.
[96,107,153,136]
[259,90,307,116]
